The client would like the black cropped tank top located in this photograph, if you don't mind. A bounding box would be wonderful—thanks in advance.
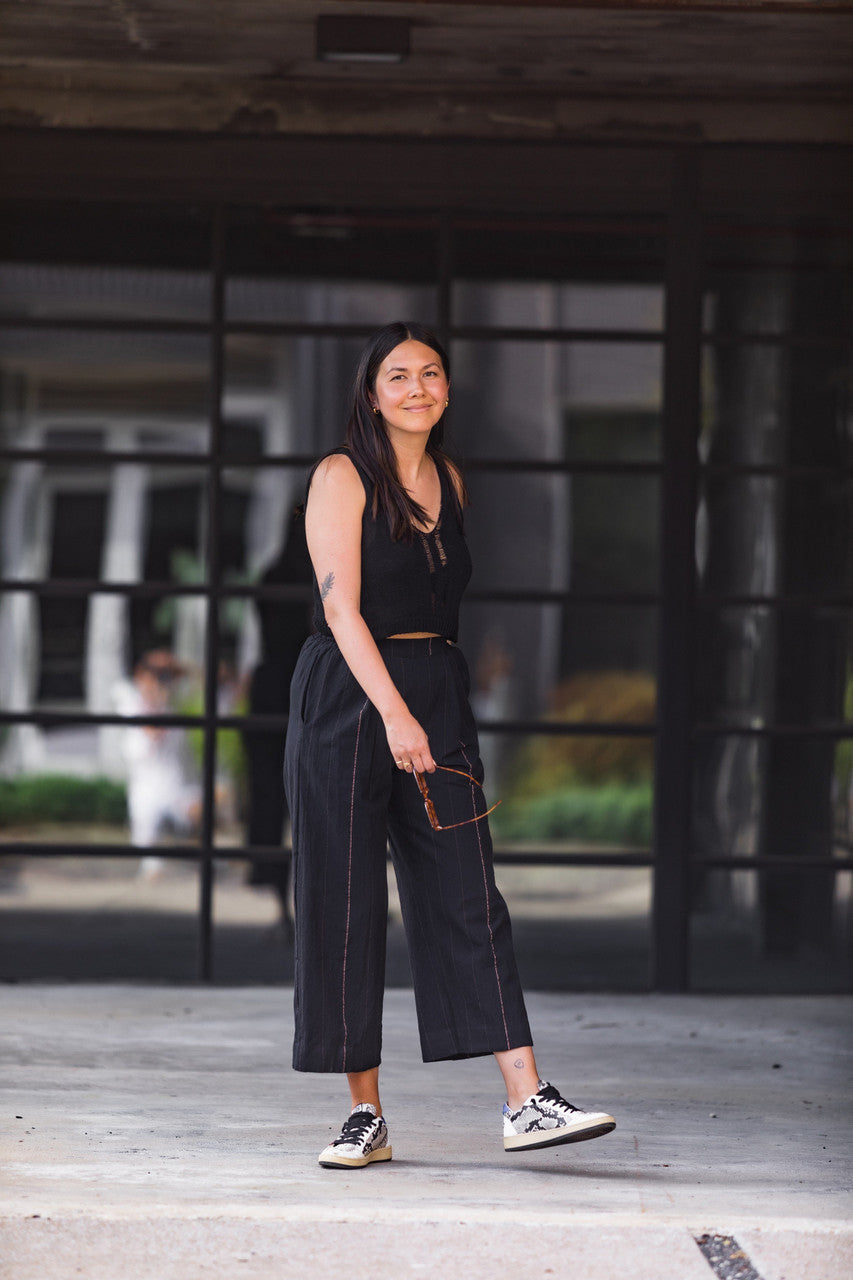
[310,448,472,642]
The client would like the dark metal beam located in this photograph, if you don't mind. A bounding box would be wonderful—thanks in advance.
[196,207,225,982]
[652,149,703,991]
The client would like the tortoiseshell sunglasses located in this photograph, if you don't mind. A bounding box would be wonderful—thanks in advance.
[414,766,501,832]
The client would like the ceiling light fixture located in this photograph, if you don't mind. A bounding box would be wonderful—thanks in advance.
[316,15,411,64]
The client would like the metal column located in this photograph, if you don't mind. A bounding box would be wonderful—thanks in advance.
[652,149,703,991]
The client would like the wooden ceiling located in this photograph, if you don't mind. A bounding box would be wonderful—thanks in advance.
[2,1,852,142]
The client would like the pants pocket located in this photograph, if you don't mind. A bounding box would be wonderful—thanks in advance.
[295,641,324,723]
[449,642,472,699]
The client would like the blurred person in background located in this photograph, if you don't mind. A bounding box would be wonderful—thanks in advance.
[113,649,201,880]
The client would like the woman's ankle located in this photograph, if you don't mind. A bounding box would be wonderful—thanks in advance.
[346,1067,381,1114]
[494,1046,540,1107]
[505,1082,539,1109]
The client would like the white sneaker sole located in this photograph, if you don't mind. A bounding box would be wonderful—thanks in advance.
[504,1117,615,1152]
[318,1145,393,1169]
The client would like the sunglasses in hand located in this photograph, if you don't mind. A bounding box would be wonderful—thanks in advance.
[414,765,501,832]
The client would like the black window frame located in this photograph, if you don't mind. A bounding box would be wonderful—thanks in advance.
[1,137,851,990]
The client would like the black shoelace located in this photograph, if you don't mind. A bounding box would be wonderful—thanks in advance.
[332,1111,376,1147]
[535,1084,579,1115]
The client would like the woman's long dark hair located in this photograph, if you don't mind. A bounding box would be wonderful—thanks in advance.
[345,321,467,541]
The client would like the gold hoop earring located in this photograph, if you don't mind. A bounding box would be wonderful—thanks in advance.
[372,405,380,415]
[444,399,449,408]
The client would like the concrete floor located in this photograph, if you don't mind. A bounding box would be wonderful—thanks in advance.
[1,985,851,1280]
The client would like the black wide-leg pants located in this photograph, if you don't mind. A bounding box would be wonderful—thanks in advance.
[284,634,532,1073]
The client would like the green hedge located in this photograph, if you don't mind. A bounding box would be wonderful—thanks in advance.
[491,782,653,846]
[0,774,127,826]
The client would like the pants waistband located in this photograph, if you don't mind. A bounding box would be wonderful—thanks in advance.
[310,633,454,656]
[378,635,454,652]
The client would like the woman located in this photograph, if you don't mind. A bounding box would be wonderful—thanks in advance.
[284,321,615,1168]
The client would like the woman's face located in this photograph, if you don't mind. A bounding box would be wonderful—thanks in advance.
[370,339,449,440]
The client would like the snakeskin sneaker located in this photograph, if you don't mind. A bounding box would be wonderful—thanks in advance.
[503,1081,615,1152]
[318,1102,392,1169]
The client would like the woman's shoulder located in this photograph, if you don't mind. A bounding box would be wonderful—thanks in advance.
[308,449,369,506]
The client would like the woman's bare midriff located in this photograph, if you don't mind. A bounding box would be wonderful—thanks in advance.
[386,632,442,639]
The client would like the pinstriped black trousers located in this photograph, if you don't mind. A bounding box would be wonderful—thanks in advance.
[284,634,532,1074]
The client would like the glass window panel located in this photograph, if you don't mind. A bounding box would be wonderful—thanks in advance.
[695,605,853,729]
[480,728,654,852]
[217,719,290,860]
[211,856,293,982]
[212,553,311,860]
[223,333,364,458]
[0,589,209,714]
[465,471,659,594]
[0,721,245,857]
[0,203,211,322]
[208,857,653,992]
[449,340,663,462]
[0,328,211,453]
[779,476,852,596]
[207,585,296,855]
[0,856,201,981]
[696,474,852,597]
[225,209,438,324]
[703,267,853,340]
[690,733,851,991]
[459,600,657,731]
[559,602,659,683]
[0,768,134,846]
[700,341,853,468]
[0,711,204,852]
[217,466,314,591]
[692,734,850,862]
[0,462,209,584]
[690,869,851,993]
[451,218,665,331]
[455,280,664,332]
[497,866,651,992]
[216,563,310,699]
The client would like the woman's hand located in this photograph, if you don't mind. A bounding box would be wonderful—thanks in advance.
[384,711,435,774]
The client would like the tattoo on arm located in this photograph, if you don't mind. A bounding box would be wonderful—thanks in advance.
[514,1059,525,1070]
[319,571,335,601]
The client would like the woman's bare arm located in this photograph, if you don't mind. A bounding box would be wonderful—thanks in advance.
[305,453,435,773]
